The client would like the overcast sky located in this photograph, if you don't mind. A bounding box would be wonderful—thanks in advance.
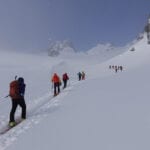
[0,0,150,51]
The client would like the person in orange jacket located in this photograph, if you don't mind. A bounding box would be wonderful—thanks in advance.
[51,73,61,96]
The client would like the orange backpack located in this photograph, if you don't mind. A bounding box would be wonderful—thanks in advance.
[9,80,20,99]
[52,74,60,83]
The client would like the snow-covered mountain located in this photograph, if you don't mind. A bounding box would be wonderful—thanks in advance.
[48,40,76,57]
[47,39,128,63]
[0,32,150,150]
[87,43,121,55]
[86,42,128,62]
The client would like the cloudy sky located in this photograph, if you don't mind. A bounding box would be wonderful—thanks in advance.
[0,0,150,51]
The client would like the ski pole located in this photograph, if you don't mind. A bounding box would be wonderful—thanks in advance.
[68,79,70,86]
[15,75,17,80]
[51,83,54,89]
[0,96,9,104]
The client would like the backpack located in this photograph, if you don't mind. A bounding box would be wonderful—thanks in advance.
[18,77,26,96]
[9,80,20,99]
[63,73,68,80]
[9,77,25,99]
[52,74,60,83]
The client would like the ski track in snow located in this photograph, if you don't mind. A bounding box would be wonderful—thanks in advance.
[0,80,79,150]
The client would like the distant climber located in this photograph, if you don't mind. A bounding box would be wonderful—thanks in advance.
[77,72,82,81]
[119,66,123,71]
[115,66,118,73]
[62,73,69,89]
[81,71,85,80]
[51,73,61,96]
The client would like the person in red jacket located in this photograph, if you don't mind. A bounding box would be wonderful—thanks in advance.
[62,73,69,89]
[81,71,85,80]
[51,73,61,96]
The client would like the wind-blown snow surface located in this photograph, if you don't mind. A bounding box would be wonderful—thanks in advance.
[0,34,150,150]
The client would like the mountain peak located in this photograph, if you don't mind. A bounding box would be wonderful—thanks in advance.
[48,40,76,57]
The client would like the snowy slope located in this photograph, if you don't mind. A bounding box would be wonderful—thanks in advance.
[87,42,128,62]
[0,33,150,150]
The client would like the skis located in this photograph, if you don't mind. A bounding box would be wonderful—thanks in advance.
[0,119,23,135]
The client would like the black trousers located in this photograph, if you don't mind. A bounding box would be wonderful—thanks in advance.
[78,75,81,81]
[63,79,67,88]
[54,82,60,95]
[10,98,26,122]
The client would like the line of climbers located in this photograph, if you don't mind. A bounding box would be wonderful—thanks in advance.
[77,71,85,81]
[109,65,123,73]
[7,72,86,127]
